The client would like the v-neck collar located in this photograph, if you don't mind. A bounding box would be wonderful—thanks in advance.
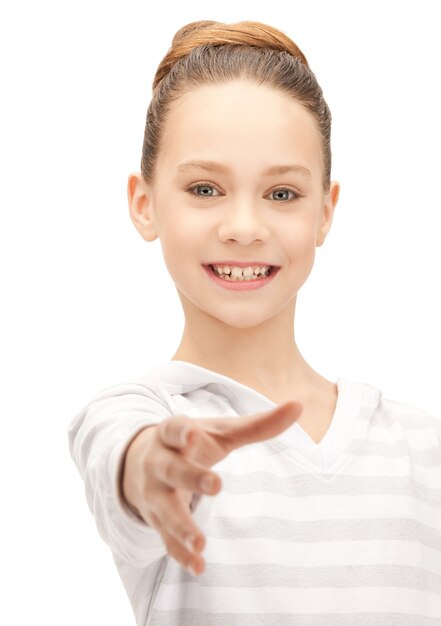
[145,360,381,474]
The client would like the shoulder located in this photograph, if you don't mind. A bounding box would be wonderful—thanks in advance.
[376,393,441,453]
[380,394,441,428]
[69,373,173,433]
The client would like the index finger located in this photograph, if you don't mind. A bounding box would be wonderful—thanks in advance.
[200,401,302,452]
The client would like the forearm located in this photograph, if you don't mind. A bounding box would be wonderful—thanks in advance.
[68,384,170,567]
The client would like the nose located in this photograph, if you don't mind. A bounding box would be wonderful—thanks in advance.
[217,196,270,245]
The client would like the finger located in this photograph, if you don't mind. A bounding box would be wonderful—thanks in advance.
[148,511,205,576]
[155,448,221,496]
[151,490,207,556]
[202,401,303,452]
[157,415,198,450]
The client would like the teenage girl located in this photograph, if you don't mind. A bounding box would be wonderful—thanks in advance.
[69,20,441,625]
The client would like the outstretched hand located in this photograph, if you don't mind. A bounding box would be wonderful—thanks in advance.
[121,400,302,575]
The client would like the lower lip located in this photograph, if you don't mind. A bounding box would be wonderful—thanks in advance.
[203,265,280,291]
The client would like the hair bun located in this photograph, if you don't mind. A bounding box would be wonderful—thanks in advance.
[171,20,223,46]
[153,20,309,91]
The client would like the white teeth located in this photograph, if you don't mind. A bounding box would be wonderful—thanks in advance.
[211,264,272,281]
[231,267,243,279]
[213,264,269,275]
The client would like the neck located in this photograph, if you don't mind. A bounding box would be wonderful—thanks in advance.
[171,293,320,399]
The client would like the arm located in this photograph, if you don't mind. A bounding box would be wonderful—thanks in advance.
[120,402,303,575]
[68,382,172,567]
[69,381,302,575]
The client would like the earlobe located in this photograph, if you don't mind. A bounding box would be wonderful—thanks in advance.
[127,172,159,242]
[316,180,340,247]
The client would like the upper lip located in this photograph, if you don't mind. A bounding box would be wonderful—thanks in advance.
[205,261,280,267]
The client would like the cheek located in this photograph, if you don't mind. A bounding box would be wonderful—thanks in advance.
[282,219,316,260]
[158,216,206,276]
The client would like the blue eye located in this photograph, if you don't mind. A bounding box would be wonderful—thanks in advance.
[189,184,220,197]
[270,188,299,201]
[187,183,301,202]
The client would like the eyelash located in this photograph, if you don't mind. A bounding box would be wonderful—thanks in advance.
[186,182,302,202]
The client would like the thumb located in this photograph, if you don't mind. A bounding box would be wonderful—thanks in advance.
[206,401,302,452]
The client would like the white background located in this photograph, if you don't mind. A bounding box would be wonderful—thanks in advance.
[1,0,440,623]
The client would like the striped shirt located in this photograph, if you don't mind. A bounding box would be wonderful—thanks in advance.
[68,360,441,625]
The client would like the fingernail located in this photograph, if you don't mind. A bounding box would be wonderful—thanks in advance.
[184,534,196,552]
[187,563,199,576]
[179,427,188,447]
[200,474,215,493]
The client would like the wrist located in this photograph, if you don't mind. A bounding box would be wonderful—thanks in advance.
[119,425,156,516]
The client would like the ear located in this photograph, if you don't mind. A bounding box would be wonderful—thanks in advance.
[127,172,159,242]
[316,180,340,247]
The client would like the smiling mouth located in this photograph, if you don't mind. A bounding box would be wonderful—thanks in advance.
[206,264,276,281]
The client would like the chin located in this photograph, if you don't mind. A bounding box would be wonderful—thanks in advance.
[207,308,276,330]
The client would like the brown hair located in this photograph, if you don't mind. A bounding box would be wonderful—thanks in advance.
[141,20,332,191]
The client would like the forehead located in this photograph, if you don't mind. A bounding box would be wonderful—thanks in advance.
[157,80,323,176]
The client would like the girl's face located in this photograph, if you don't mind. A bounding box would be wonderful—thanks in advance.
[129,80,339,329]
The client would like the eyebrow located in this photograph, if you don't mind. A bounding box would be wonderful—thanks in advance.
[176,160,311,178]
